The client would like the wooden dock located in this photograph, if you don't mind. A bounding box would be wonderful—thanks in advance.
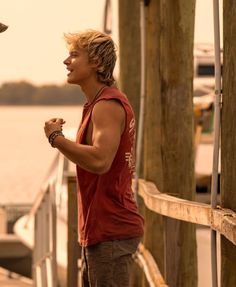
[0,268,32,287]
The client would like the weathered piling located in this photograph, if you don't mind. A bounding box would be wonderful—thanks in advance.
[221,1,236,286]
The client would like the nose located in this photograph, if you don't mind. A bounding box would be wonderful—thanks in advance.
[63,56,70,65]
[0,23,8,33]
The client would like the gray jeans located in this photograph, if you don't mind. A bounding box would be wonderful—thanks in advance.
[81,237,141,287]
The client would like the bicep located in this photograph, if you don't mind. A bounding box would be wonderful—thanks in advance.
[91,100,125,162]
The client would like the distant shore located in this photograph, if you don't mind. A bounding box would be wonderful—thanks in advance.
[0,81,85,105]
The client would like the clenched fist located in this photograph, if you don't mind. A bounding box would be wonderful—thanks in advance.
[44,118,66,138]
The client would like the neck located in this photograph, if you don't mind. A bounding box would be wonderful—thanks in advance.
[81,80,107,103]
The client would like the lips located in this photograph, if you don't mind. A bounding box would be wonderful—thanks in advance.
[66,68,73,76]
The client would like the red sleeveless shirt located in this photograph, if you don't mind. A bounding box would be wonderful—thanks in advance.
[76,87,144,247]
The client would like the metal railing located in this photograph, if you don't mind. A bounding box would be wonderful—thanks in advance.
[26,152,68,287]
[33,183,57,287]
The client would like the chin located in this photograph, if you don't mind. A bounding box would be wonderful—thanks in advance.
[67,77,77,84]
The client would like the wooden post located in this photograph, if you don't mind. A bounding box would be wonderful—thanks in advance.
[159,1,197,286]
[119,0,141,123]
[143,0,165,284]
[119,3,144,286]
[221,1,236,286]
[67,175,79,287]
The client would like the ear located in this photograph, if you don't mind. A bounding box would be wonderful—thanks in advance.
[90,59,100,69]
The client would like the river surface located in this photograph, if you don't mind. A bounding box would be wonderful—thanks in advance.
[0,105,82,204]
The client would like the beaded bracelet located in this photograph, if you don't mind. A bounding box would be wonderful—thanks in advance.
[48,130,60,143]
[48,130,64,147]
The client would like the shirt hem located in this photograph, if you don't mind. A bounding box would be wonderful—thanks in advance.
[79,232,144,247]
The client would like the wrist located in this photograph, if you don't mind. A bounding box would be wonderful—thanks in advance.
[52,133,64,147]
[48,130,65,147]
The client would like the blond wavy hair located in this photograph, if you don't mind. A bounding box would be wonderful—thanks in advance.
[64,30,117,86]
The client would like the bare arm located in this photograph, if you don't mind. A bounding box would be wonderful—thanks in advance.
[44,100,125,174]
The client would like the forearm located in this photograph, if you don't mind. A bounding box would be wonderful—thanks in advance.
[52,135,109,174]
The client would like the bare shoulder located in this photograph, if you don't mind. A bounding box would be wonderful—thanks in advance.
[92,99,126,124]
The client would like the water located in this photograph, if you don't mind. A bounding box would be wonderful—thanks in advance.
[0,105,82,204]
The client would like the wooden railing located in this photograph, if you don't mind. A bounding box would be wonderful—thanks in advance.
[133,178,236,287]
[133,243,168,287]
[137,179,236,246]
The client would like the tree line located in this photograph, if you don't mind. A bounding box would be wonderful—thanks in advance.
[0,81,85,105]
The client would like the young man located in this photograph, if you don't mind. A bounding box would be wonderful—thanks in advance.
[44,30,144,287]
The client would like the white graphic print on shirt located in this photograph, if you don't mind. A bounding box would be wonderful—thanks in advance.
[125,118,136,174]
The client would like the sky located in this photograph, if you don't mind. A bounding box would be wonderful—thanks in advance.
[0,0,222,86]
[0,0,106,85]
